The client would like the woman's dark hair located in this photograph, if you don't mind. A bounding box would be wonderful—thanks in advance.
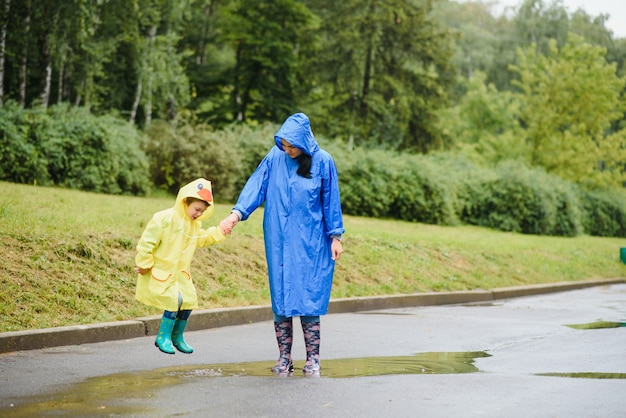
[296,153,312,178]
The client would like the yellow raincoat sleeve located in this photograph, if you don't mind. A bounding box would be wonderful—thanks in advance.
[196,225,226,248]
[135,215,163,269]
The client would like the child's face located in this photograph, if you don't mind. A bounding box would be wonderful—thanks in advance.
[186,200,209,220]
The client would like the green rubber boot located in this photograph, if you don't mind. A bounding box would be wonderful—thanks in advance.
[155,316,176,354]
[172,319,194,354]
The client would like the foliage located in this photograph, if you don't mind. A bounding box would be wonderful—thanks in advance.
[442,35,626,190]
[301,0,456,152]
[338,149,398,218]
[438,71,525,165]
[511,35,626,187]
[0,101,151,195]
[464,160,582,236]
[388,155,458,225]
[142,118,243,200]
[334,149,624,237]
[578,189,626,237]
[1,180,625,332]
[217,0,317,123]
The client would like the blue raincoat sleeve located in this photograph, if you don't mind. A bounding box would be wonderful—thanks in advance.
[321,152,345,238]
[232,148,275,220]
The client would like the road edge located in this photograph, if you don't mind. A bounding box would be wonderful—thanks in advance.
[1,278,624,354]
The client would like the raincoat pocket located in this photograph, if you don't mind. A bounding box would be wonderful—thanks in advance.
[149,267,173,295]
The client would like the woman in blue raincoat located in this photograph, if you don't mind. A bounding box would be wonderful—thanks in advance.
[222,113,344,376]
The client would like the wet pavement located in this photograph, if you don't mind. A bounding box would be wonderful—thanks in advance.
[1,284,625,417]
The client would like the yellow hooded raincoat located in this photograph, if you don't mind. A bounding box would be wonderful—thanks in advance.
[135,178,225,312]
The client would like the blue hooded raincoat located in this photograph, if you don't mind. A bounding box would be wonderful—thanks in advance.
[233,113,345,317]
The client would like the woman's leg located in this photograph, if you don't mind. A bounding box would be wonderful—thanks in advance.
[271,313,294,375]
[301,316,321,376]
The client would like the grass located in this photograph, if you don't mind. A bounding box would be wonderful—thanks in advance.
[1,180,625,333]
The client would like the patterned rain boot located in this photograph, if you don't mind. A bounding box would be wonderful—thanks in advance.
[301,321,321,377]
[271,319,294,375]
[172,319,194,354]
[154,316,176,354]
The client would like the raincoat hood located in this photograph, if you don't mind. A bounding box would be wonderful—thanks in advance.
[274,113,320,156]
[175,178,215,221]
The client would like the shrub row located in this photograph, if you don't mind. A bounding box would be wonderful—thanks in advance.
[2,104,625,237]
[329,146,626,238]
[0,102,150,195]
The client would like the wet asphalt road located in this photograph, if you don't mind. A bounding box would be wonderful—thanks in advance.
[1,284,625,417]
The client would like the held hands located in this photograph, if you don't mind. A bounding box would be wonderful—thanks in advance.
[220,213,240,235]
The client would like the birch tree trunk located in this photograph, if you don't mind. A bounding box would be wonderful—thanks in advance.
[57,62,63,104]
[129,79,142,125]
[19,1,31,107]
[40,33,52,108]
[143,25,157,127]
[0,0,11,106]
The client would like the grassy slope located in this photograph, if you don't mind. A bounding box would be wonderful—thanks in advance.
[1,181,625,333]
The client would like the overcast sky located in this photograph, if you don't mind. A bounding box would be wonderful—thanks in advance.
[456,0,626,38]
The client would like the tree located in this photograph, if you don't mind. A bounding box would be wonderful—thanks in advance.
[439,71,524,164]
[302,0,455,152]
[511,35,626,188]
[218,0,316,123]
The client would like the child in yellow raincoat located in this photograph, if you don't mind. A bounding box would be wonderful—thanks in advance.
[134,178,228,354]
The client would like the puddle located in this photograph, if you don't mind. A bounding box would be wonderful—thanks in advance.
[566,321,626,330]
[0,351,489,416]
[356,312,416,316]
[536,372,626,379]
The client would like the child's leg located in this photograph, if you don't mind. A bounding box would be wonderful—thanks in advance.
[172,292,194,353]
[155,310,177,354]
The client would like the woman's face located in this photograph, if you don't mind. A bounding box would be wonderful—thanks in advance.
[281,138,303,159]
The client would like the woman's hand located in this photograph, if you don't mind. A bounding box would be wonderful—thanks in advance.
[331,238,343,261]
[134,267,149,275]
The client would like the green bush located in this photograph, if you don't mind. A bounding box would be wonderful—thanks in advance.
[466,161,582,236]
[4,103,626,238]
[579,189,626,237]
[0,102,151,195]
[339,149,397,218]
[143,120,274,202]
[388,155,458,225]
[0,102,48,184]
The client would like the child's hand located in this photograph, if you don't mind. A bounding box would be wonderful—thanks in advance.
[220,220,232,235]
[134,267,149,275]
[220,213,239,235]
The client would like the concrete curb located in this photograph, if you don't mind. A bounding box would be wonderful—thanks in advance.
[1,278,623,354]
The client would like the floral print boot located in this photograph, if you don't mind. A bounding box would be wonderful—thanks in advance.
[301,321,321,377]
[271,318,293,375]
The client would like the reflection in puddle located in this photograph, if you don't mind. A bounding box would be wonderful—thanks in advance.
[537,372,626,379]
[566,321,626,330]
[1,351,489,417]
